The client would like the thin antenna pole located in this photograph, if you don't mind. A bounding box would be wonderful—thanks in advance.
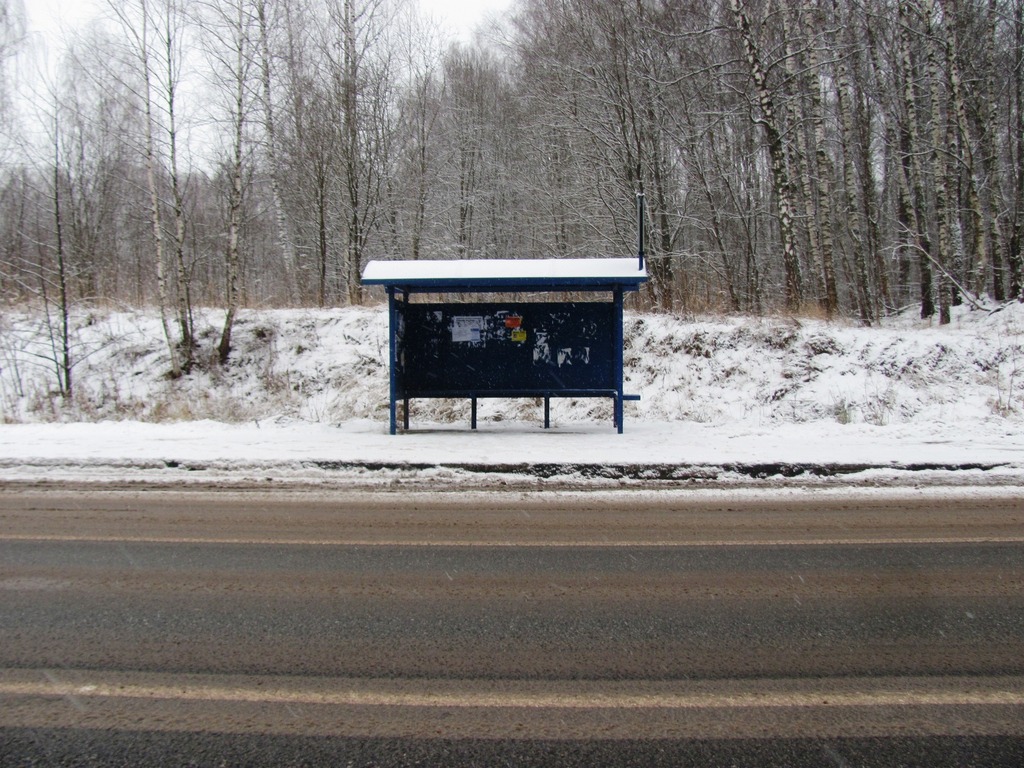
[636,189,646,271]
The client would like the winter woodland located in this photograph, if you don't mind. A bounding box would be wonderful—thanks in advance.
[1,1,1024,411]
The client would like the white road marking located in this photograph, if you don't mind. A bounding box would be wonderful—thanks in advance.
[4,675,1023,710]
[3,534,1024,547]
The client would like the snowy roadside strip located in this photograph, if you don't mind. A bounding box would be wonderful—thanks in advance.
[1,456,1022,491]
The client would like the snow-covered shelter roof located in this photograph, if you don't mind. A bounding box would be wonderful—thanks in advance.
[361,257,647,293]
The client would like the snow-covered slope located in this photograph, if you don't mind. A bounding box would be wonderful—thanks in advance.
[2,303,1022,429]
[1,303,1023,485]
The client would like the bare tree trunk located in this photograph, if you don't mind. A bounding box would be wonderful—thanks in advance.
[342,0,361,305]
[898,1,935,319]
[163,2,194,367]
[410,62,443,262]
[855,19,890,316]
[805,0,838,315]
[256,0,298,303]
[925,0,952,324]
[833,2,872,325]
[782,2,820,310]
[938,0,988,299]
[677,88,744,311]
[316,169,328,307]
[692,136,741,311]
[731,0,802,311]
[1009,0,1024,299]
[218,0,247,364]
[50,116,72,398]
[121,0,181,378]
[977,0,1004,300]
[146,114,180,375]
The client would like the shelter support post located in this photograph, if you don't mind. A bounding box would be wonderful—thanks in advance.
[387,288,398,435]
[544,396,550,429]
[614,287,625,434]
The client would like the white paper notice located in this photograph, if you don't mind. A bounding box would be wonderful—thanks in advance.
[452,316,483,342]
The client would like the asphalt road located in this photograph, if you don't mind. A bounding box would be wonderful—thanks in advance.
[1,486,1023,766]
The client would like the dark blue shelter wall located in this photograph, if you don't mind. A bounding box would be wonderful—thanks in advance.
[398,302,615,395]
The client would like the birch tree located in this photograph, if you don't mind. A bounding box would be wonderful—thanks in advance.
[894,0,937,318]
[195,0,258,363]
[833,2,872,324]
[321,0,401,304]
[254,0,298,301]
[109,0,183,375]
[730,0,802,311]
[1012,0,1024,299]
[938,0,986,298]
[924,0,953,323]
[792,0,838,315]
[46,109,72,397]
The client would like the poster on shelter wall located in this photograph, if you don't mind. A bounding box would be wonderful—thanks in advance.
[451,316,483,343]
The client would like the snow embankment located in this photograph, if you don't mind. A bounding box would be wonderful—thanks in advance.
[0,302,1022,486]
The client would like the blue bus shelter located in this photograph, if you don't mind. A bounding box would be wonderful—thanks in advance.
[361,257,647,434]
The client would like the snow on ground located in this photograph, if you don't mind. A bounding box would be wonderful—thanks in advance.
[0,301,1022,487]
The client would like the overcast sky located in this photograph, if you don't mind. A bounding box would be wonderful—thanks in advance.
[419,0,512,40]
[27,0,513,43]
[14,0,512,161]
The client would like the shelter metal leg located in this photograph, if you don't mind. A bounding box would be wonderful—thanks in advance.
[544,397,550,429]
[613,286,625,434]
[387,287,398,435]
[471,397,477,430]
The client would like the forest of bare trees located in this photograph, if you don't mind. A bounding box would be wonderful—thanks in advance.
[3,0,1024,356]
